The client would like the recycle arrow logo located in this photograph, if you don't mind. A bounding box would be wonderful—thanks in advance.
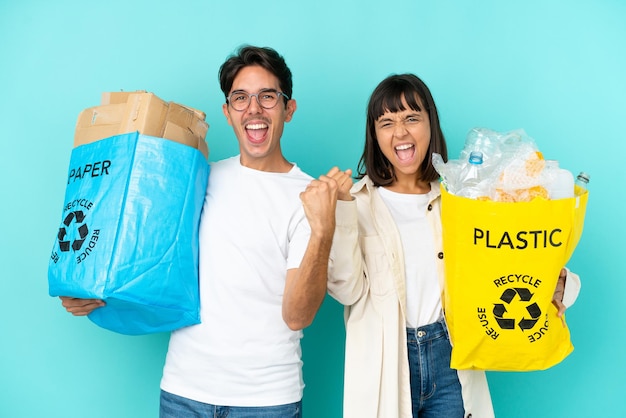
[493,287,542,331]
[57,210,89,252]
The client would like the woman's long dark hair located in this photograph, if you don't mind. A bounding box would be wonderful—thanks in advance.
[357,74,448,186]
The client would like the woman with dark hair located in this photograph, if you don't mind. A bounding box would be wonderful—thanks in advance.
[327,74,580,417]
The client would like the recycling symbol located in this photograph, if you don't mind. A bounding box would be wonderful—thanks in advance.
[493,288,542,331]
[57,211,89,252]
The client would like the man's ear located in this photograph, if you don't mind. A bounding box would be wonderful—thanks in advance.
[222,103,233,126]
[284,99,297,123]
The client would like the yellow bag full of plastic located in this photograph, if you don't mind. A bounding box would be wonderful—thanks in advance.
[441,187,588,371]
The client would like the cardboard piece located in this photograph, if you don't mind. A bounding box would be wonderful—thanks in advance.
[74,91,209,160]
[162,102,209,152]
[101,90,147,105]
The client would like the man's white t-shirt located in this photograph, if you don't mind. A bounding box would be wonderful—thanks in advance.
[161,156,313,406]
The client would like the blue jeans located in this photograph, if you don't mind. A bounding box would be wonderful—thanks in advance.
[407,319,464,418]
[159,390,302,418]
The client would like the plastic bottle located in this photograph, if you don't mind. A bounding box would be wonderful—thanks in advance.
[575,172,590,195]
[458,151,484,198]
[544,160,575,199]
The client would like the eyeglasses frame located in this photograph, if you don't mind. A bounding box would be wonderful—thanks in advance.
[226,89,290,112]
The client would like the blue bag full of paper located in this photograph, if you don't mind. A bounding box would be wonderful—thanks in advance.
[48,132,209,335]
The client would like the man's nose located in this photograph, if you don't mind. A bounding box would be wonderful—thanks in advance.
[247,94,263,113]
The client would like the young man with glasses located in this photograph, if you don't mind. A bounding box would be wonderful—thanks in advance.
[60,45,347,417]
[157,45,346,417]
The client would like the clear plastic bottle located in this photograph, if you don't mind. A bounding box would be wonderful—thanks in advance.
[458,151,484,198]
[575,172,590,195]
[544,160,575,199]
[461,128,495,161]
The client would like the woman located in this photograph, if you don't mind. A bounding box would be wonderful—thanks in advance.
[326,74,580,417]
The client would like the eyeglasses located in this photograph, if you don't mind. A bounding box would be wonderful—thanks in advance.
[227,89,289,111]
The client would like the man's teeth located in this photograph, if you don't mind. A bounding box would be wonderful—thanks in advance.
[246,123,267,130]
[395,144,414,150]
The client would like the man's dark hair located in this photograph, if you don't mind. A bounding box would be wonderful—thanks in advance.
[219,45,293,105]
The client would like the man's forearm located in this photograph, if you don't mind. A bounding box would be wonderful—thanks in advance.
[282,232,333,330]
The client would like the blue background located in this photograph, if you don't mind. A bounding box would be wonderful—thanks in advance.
[1,1,624,416]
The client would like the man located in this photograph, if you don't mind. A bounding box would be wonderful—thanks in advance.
[61,45,344,417]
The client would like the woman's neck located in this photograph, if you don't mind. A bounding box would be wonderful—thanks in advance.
[384,176,431,194]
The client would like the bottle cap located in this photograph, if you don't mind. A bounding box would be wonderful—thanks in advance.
[577,172,590,183]
[469,151,483,165]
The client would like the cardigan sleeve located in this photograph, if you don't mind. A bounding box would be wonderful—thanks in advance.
[327,199,367,306]
[562,267,581,308]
